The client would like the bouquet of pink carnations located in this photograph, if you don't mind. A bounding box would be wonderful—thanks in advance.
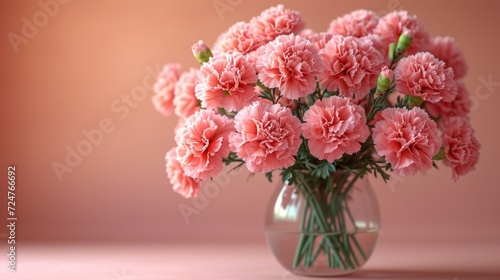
[152,5,480,274]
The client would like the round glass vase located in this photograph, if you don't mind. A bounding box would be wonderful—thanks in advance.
[264,171,380,277]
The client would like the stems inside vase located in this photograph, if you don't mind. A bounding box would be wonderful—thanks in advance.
[291,172,367,271]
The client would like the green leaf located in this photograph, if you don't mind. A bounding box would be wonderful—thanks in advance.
[432,161,439,169]
[222,152,244,165]
[311,160,336,179]
[323,90,338,98]
[256,80,269,91]
[433,147,446,160]
[265,171,273,183]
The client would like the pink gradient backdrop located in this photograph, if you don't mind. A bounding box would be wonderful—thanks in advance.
[1,0,499,251]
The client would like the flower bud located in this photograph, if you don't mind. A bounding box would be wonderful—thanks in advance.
[388,43,397,62]
[376,66,394,94]
[191,40,213,64]
[396,33,413,55]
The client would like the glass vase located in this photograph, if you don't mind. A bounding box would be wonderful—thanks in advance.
[264,171,380,277]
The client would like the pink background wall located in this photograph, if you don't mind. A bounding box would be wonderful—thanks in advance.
[1,0,499,247]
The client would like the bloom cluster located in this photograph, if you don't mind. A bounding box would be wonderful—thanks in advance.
[152,6,480,198]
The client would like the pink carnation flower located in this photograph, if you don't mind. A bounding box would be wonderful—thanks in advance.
[395,52,457,103]
[173,68,200,119]
[299,28,315,38]
[302,96,370,162]
[373,107,441,176]
[429,36,468,79]
[440,117,480,181]
[229,102,302,173]
[195,52,258,111]
[256,34,324,100]
[165,148,202,198]
[245,44,266,66]
[425,82,471,120]
[214,21,263,55]
[328,9,379,37]
[374,11,430,55]
[302,32,333,51]
[175,110,234,180]
[152,64,181,116]
[366,33,385,49]
[250,5,305,43]
[318,36,383,101]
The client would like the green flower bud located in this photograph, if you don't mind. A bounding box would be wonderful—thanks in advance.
[388,43,397,62]
[396,33,413,54]
[191,40,213,64]
[376,66,394,94]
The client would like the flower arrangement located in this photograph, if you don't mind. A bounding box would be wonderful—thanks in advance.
[152,5,480,274]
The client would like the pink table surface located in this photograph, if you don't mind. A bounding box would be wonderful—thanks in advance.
[1,241,499,280]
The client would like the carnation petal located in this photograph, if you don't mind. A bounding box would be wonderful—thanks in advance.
[373,107,440,176]
[175,110,234,180]
[230,102,302,173]
[302,96,370,162]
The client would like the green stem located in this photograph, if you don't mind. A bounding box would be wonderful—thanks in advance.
[340,174,360,199]
[303,233,314,267]
[293,201,310,268]
[304,187,350,269]
[292,172,368,271]
[345,201,368,261]
[351,234,367,261]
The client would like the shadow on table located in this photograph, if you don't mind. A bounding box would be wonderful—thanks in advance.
[280,269,500,280]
